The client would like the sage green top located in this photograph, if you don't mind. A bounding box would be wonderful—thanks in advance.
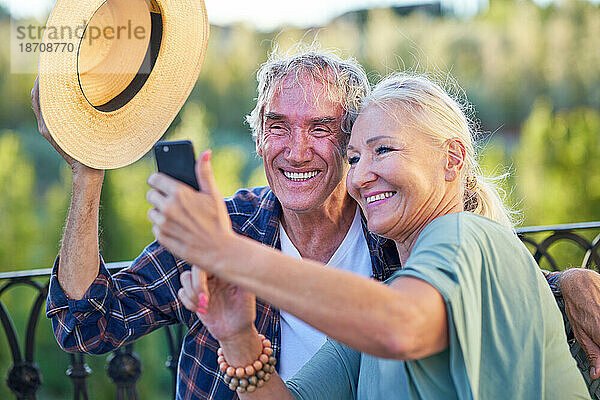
[286,212,589,399]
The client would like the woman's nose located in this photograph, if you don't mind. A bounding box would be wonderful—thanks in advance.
[350,158,377,189]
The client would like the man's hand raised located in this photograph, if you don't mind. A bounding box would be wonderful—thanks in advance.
[31,76,101,177]
[32,77,105,299]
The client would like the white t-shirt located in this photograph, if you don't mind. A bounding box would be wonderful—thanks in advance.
[277,207,372,381]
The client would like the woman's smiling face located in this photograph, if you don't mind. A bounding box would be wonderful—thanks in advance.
[346,104,452,240]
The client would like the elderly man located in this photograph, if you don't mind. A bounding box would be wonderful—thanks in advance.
[33,47,600,400]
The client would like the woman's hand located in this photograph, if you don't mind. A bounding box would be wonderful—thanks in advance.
[148,149,262,354]
[178,265,257,344]
[180,267,292,399]
[147,150,235,270]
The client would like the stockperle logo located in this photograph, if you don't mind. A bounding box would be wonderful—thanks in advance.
[16,19,148,45]
[10,16,150,74]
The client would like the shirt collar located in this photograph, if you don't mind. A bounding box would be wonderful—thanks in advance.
[236,188,400,279]
[236,187,282,248]
[359,210,402,281]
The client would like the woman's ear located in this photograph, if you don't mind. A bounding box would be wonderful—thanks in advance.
[444,138,466,182]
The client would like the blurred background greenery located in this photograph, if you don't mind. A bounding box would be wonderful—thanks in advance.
[0,0,599,398]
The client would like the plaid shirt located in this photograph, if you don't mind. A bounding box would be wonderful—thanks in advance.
[46,186,402,400]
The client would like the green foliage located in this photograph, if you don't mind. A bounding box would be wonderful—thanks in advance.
[0,132,39,268]
[516,99,600,225]
[247,164,269,189]
[165,102,211,151]
[211,147,246,196]
[99,160,156,261]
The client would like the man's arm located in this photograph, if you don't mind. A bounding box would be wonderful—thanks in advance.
[46,243,192,354]
[556,268,600,380]
[59,169,104,298]
[33,78,187,355]
[32,77,104,299]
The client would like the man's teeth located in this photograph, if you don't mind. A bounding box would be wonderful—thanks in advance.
[283,171,319,182]
[366,192,395,204]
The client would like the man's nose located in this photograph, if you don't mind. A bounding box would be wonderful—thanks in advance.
[284,131,313,164]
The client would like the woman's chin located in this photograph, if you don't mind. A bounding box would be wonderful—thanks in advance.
[367,219,394,239]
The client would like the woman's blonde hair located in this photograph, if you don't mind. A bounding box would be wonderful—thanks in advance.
[361,73,517,228]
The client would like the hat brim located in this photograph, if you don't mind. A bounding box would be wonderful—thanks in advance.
[39,0,209,169]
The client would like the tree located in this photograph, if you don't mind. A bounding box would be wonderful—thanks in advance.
[516,98,600,225]
[0,132,40,268]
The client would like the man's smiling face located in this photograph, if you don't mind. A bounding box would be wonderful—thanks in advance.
[257,73,348,213]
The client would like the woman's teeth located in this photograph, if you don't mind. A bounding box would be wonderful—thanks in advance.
[366,192,395,204]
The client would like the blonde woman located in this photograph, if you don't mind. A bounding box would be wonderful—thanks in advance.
[147,74,589,399]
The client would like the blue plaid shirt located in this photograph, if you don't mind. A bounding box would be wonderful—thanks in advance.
[46,186,402,399]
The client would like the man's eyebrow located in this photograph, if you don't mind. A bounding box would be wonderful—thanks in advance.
[264,112,284,120]
[366,135,394,145]
[311,117,337,124]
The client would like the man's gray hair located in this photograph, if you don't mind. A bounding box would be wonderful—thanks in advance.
[246,44,370,148]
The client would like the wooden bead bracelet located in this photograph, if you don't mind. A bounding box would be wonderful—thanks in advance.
[218,334,277,393]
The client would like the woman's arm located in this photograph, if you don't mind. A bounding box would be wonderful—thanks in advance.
[206,235,448,360]
[215,330,359,400]
[148,152,448,360]
[178,267,356,400]
[219,328,296,400]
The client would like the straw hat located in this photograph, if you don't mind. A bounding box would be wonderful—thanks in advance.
[38,0,209,169]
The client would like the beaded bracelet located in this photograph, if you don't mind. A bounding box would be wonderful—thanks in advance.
[218,334,277,393]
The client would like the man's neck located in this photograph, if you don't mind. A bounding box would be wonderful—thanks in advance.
[280,194,357,264]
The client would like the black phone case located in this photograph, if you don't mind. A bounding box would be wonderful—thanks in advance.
[154,140,200,191]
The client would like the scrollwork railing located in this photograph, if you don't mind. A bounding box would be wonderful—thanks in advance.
[517,221,600,272]
[0,221,598,399]
[0,263,183,399]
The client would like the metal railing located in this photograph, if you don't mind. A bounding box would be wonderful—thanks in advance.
[0,262,184,399]
[0,222,599,399]
[517,221,600,271]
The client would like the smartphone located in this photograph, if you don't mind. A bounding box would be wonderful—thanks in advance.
[154,140,200,191]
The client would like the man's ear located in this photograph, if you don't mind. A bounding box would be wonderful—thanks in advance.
[444,138,466,182]
[256,138,263,158]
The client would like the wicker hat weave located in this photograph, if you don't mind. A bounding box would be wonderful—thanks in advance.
[38,0,209,169]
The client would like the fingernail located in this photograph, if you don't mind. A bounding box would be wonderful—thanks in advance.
[198,293,208,308]
[202,150,212,162]
[591,367,596,377]
[196,307,207,315]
